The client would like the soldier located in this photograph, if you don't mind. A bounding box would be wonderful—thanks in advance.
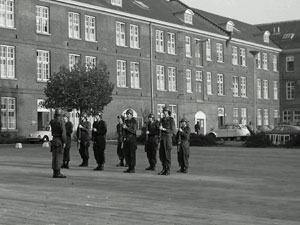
[158,106,176,175]
[116,115,125,167]
[145,113,160,171]
[92,112,107,171]
[176,117,191,173]
[77,112,91,167]
[61,113,73,169]
[123,109,138,173]
[49,108,67,178]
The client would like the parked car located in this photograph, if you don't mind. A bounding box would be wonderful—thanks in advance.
[26,125,53,143]
[208,124,250,141]
[265,124,300,145]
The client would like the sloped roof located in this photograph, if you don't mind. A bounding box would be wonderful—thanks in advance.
[257,20,300,50]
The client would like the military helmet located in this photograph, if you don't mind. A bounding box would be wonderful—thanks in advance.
[126,109,133,115]
[54,108,63,116]
[162,106,171,115]
[180,117,188,123]
[148,113,155,119]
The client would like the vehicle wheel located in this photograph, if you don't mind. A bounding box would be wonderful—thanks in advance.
[208,133,216,141]
[43,136,49,142]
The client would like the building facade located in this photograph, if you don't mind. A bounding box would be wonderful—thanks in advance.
[0,0,281,138]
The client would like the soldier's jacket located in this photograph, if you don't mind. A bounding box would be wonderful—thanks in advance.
[92,120,107,140]
[50,118,67,146]
[147,120,160,137]
[176,126,191,143]
[116,123,124,142]
[124,117,137,141]
[160,116,176,137]
[65,121,73,137]
[77,120,91,141]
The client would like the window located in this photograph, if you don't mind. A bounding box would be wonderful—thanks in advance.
[232,46,238,65]
[185,36,191,57]
[111,0,122,7]
[241,108,247,125]
[239,48,246,66]
[262,53,268,70]
[195,71,202,93]
[169,104,177,127]
[217,74,224,96]
[186,69,192,93]
[232,76,239,97]
[130,24,139,49]
[283,110,291,123]
[156,65,165,90]
[263,80,269,99]
[157,104,165,120]
[156,30,164,52]
[0,45,15,79]
[207,72,212,95]
[168,67,176,91]
[206,39,211,60]
[255,52,261,69]
[184,10,193,24]
[273,81,278,100]
[294,111,300,123]
[85,56,96,69]
[282,33,295,40]
[69,54,80,70]
[240,77,246,97]
[274,110,279,125]
[36,6,49,34]
[130,62,140,89]
[272,55,277,72]
[286,81,295,100]
[117,60,126,87]
[116,22,126,46]
[257,79,262,99]
[257,109,262,126]
[263,109,269,125]
[216,43,223,62]
[0,0,14,28]
[286,56,294,72]
[1,97,16,130]
[85,15,96,41]
[37,50,49,81]
[226,21,234,32]
[68,12,80,39]
[233,108,239,124]
[194,39,203,66]
[167,33,175,54]
[263,31,270,43]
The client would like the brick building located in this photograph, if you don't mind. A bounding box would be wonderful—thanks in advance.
[0,0,281,138]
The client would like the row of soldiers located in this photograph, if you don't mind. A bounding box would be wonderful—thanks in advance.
[49,107,191,178]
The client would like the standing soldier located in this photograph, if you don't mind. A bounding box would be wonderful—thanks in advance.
[62,113,73,169]
[145,113,160,171]
[123,109,138,173]
[77,112,91,167]
[176,118,191,173]
[116,115,125,167]
[158,106,176,175]
[92,112,107,171]
[49,109,67,178]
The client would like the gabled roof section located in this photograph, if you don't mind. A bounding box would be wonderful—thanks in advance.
[257,20,300,50]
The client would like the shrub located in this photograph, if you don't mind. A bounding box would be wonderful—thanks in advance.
[189,133,217,146]
[243,132,273,147]
[285,134,300,148]
[0,132,26,144]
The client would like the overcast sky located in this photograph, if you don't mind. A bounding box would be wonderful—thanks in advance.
[181,0,300,24]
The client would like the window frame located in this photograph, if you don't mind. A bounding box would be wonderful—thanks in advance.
[1,96,16,130]
[232,46,238,65]
[168,67,176,92]
[167,32,176,54]
[37,50,50,82]
[216,43,223,63]
[156,65,165,91]
[0,0,14,28]
[286,81,295,100]
[130,24,139,49]
[85,15,96,42]
[186,69,192,93]
[155,30,164,53]
[130,61,140,89]
[217,73,224,96]
[36,5,49,35]
[0,44,15,79]
[116,21,126,47]
[68,12,80,39]
[117,60,127,88]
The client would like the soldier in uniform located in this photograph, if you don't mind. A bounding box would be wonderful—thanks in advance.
[158,106,176,175]
[116,115,125,167]
[61,113,73,169]
[123,109,138,173]
[77,112,91,167]
[92,112,107,171]
[145,113,160,171]
[176,117,191,173]
[49,109,67,178]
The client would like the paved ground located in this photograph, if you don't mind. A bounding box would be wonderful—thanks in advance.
[0,142,300,225]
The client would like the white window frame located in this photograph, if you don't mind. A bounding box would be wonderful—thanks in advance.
[117,60,127,88]
[206,39,211,60]
[263,80,269,99]
[168,67,176,92]
[130,24,139,49]
[130,62,140,89]
[116,22,126,47]
[262,53,268,70]
[167,32,175,54]
[186,69,192,93]
[233,108,239,124]
[0,0,14,28]
[185,36,191,57]
[293,111,300,123]
[156,30,164,53]
[37,50,50,82]
[286,56,294,72]
[207,72,212,95]
[216,43,223,62]
[169,104,177,127]
[68,12,80,39]
[273,81,278,100]
[286,81,295,100]
[1,96,16,130]
[0,44,15,79]
[156,65,165,91]
[256,52,261,69]
[184,12,193,24]
[157,104,165,120]
[257,79,262,99]
[217,74,224,96]
[232,76,239,97]
[257,109,262,126]
[241,108,247,125]
[240,77,247,97]
[85,15,96,42]
[69,54,80,71]
[232,46,238,65]
[239,48,246,66]
[85,56,96,69]
[263,109,269,125]
[282,110,291,123]
[272,55,277,72]
[195,70,202,93]
[36,5,49,34]
[111,0,122,7]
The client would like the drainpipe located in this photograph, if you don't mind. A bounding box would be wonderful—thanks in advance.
[149,22,154,113]
[250,50,259,133]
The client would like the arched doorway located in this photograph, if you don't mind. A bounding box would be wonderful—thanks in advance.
[195,111,206,135]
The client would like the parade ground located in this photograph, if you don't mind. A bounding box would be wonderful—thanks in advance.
[0,142,300,225]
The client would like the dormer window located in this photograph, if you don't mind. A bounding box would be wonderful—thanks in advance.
[111,0,122,7]
[263,31,270,43]
[184,9,194,25]
[226,21,234,33]
[282,33,295,40]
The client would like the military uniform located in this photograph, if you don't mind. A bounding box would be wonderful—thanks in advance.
[92,116,107,171]
[77,117,91,167]
[62,118,73,168]
[116,116,125,166]
[176,118,191,173]
[49,109,67,178]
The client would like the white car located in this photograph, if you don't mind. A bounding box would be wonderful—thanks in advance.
[27,126,53,143]
[208,124,250,141]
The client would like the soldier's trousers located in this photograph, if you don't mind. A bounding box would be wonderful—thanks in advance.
[145,136,158,168]
[93,142,105,165]
[79,141,89,163]
[63,136,71,162]
[123,137,137,170]
[159,135,173,171]
[177,142,190,169]
[51,137,63,170]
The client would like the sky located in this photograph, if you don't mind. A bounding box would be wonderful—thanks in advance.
[181,0,300,24]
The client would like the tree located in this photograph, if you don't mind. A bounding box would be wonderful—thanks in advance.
[43,61,114,115]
